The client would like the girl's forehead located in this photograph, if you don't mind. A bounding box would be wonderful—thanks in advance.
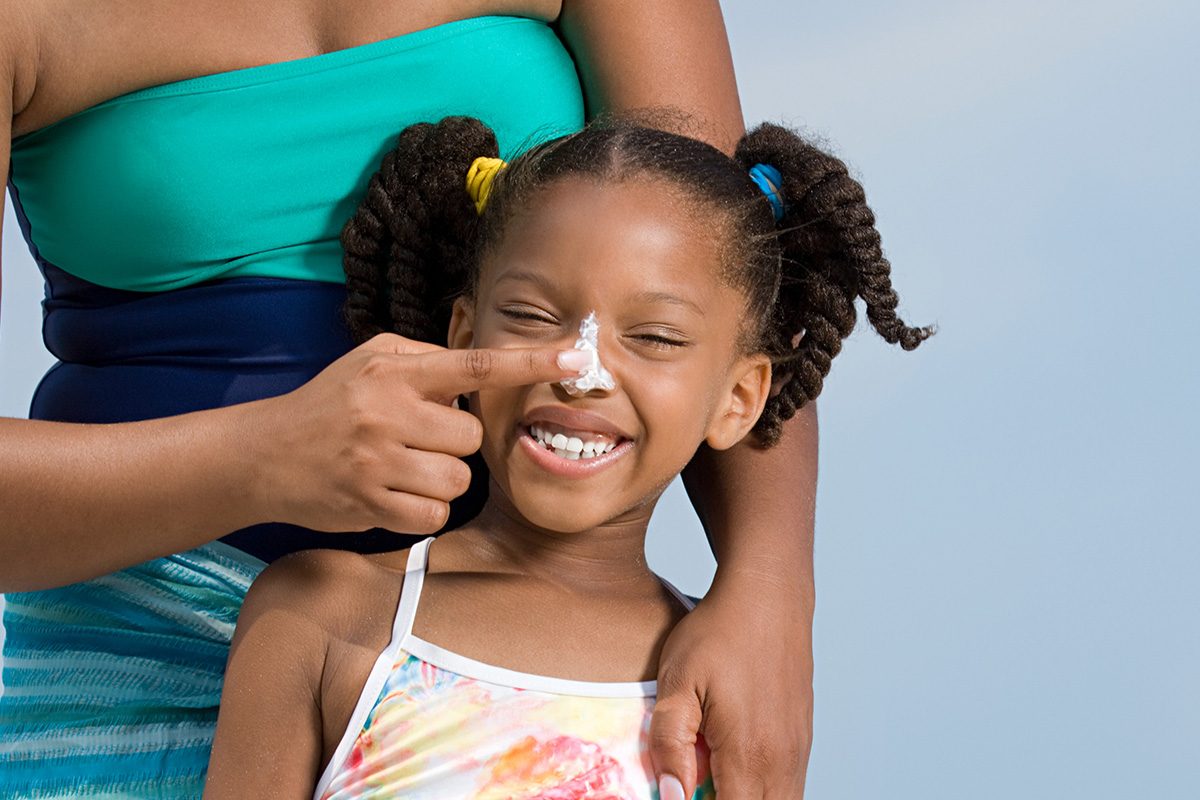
[481,178,725,294]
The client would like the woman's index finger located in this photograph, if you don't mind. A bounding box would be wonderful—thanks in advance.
[413,347,591,398]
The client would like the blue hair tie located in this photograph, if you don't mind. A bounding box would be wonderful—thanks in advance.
[749,163,785,221]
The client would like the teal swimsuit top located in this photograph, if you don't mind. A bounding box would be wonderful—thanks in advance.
[8,15,584,292]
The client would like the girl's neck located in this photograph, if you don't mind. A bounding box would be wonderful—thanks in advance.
[450,489,662,599]
[412,487,687,684]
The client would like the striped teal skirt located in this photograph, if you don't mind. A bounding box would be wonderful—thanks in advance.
[0,542,266,798]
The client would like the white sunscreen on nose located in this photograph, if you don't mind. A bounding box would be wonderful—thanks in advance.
[559,311,615,397]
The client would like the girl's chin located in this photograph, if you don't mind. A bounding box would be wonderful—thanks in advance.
[503,501,614,536]
[498,484,658,537]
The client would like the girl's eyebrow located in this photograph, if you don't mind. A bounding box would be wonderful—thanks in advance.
[492,271,559,293]
[630,291,704,316]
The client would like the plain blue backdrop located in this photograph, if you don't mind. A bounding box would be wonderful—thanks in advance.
[2,0,1197,796]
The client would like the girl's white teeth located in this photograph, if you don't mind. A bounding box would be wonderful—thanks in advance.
[530,425,617,459]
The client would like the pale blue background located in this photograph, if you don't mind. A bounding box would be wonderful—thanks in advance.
[2,0,1197,796]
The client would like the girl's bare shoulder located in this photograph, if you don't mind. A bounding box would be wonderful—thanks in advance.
[240,547,407,651]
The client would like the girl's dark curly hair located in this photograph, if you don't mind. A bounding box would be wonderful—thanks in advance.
[342,115,932,447]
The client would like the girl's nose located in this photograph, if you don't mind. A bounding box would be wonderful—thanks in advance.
[556,312,615,396]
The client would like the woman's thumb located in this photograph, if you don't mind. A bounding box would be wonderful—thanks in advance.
[648,689,702,800]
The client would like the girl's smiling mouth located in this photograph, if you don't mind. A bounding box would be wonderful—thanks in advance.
[529,424,619,460]
[517,407,634,476]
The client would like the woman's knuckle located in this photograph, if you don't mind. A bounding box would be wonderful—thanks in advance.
[356,352,389,381]
[443,412,481,453]
[461,416,484,451]
[412,500,449,533]
[344,389,381,433]
[739,737,776,772]
[462,349,495,382]
[447,459,473,495]
[781,740,807,769]
[647,726,693,754]
[522,348,541,376]
[656,665,700,697]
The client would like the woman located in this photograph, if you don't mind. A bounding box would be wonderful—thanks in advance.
[0,2,815,798]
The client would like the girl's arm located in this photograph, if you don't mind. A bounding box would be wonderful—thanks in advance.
[203,554,336,800]
[558,2,817,797]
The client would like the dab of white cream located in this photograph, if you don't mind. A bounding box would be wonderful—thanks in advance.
[559,311,615,396]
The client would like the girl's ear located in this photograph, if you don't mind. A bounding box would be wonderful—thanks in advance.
[704,355,772,450]
[448,296,476,350]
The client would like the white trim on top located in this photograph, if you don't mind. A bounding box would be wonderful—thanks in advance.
[399,632,659,698]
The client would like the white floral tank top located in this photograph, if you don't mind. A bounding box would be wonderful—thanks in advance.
[313,537,715,800]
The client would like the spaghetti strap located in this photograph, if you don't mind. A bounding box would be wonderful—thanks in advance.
[394,537,433,641]
[657,576,698,611]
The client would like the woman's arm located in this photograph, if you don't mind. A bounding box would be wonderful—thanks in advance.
[558,2,817,797]
[1,12,278,589]
[671,413,817,799]
[557,0,744,151]
[0,334,587,592]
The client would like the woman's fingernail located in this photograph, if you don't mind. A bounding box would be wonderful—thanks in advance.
[557,349,593,373]
[659,775,686,800]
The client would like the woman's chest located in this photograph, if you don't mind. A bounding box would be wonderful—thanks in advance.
[12,0,562,137]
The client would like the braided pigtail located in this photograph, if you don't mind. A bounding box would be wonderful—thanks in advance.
[341,117,499,344]
[736,123,934,444]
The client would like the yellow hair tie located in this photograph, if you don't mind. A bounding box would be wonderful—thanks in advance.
[465,157,508,214]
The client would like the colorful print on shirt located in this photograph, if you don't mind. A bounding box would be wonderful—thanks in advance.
[317,653,714,800]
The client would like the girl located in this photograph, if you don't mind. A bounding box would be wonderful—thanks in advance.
[203,116,931,800]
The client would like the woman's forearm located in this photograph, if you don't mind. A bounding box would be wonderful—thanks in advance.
[0,405,264,592]
[682,402,818,607]
[558,0,744,153]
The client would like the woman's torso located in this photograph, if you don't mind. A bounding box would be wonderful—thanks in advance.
[7,5,585,561]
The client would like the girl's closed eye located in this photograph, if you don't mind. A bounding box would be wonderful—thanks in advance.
[498,305,560,332]
[627,327,691,351]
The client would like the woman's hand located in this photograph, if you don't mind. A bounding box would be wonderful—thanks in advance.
[248,332,591,535]
[649,575,814,800]
[0,333,589,591]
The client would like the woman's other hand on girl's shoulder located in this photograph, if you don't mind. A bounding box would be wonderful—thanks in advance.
[650,581,812,800]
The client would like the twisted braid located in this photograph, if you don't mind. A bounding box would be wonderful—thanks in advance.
[737,123,934,444]
[340,164,393,340]
[340,117,499,344]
